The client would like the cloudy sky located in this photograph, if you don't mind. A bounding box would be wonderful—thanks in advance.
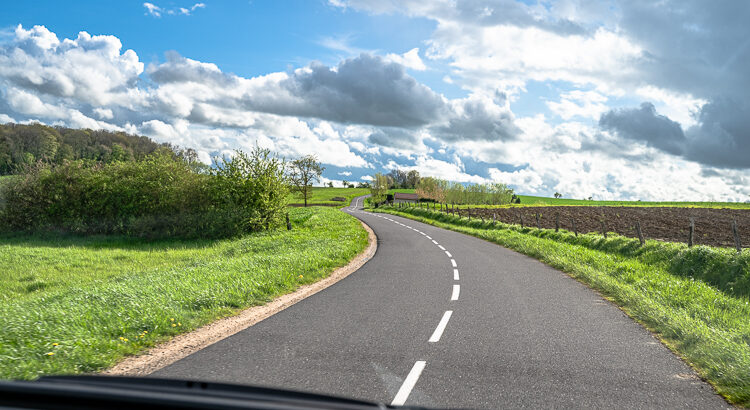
[1,0,749,201]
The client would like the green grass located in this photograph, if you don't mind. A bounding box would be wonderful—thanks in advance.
[373,205,750,406]
[287,187,370,206]
[515,195,750,209]
[378,190,750,208]
[0,207,368,380]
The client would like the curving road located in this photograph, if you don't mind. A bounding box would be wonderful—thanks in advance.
[154,195,727,408]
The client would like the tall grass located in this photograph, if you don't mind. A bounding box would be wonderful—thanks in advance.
[0,207,368,380]
[375,206,750,406]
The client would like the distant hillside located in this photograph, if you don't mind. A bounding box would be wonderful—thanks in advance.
[0,123,185,174]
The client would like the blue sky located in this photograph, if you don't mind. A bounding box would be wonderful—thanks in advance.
[1,1,749,201]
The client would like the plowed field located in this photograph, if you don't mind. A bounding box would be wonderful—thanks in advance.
[449,206,749,248]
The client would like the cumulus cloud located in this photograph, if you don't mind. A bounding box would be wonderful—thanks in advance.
[385,48,427,71]
[431,92,519,142]
[599,102,685,156]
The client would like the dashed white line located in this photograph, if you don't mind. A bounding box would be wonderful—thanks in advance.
[391,361,427,406]
[437,245,446,251]
[419,232,426,236]
[451,284,460,301]
[425,236,432,240]
[431,240,438,245]
[445,251,452,258]
[450,259,457,267]
[429,311,453,342]
[453,269,459,280]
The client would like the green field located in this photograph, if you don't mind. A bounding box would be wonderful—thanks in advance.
[0,207,368,380]
[516,195,750,209]
[374,206,750,406]
[287,187,370,206]
[376,188,749,208]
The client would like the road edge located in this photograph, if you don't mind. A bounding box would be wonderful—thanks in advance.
[102,219,377,376]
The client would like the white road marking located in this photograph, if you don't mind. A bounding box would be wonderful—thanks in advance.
[419,232,426,235]
[429,311,453,342]
[391,361,427,406]
[450,259,457,267]
[445,251,452,258]
[431,240,438,245]
[425,236,432,240]
[406,226,412,229]
[453,269,459,280]
[437,245,446,251]
[451,284,460,301]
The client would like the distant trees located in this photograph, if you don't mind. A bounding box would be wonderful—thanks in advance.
[356,181,371,188]
[554,192,562,199]
[416,178,515,205]
[0,123,178,175]
[387,168,420,189]
[288,155,324,207]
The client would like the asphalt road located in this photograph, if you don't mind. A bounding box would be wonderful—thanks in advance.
[154,195,728,408]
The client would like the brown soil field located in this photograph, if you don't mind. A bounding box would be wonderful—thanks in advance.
[445,206,749,248]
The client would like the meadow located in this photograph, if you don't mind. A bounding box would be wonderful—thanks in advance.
[386,189,750,209]
[374,205,750,406]
[0,207,368,380]
[516,195,750,209]
[287,187,370,206]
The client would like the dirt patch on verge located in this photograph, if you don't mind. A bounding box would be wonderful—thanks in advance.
[102,220,377,376]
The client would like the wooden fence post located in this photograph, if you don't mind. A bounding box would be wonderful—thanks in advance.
[601,220,607,239]
[535,214,541,229]
[688,217,695,247]
[572,219,577,236]
[520,214,524,228]
[732,219,742,253]
[555,213,560,232]
[635,221,645,246]
[493,213,496,226]
[286,213,292,230]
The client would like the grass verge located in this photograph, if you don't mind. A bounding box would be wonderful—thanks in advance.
[374,206,750,406]
[0,206,368,380]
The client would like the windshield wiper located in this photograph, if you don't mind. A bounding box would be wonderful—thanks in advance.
[0,375,431,410]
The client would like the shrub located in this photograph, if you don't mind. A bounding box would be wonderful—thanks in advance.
[0,147,289,238]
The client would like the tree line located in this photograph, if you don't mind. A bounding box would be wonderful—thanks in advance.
[0,123,197,175]
[370,173,515,206]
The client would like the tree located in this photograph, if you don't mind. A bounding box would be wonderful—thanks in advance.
[327,181,334,188]
[406,170,420,188]
[356,181,371,188]
[387,169,407,188]
[554,192,562,199]
[370,173,389,205]
[341,180,348,188]
[288,155,325,207]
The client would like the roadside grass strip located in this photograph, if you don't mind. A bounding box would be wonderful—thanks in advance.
[0,207,368,380]
[373,206,750,406]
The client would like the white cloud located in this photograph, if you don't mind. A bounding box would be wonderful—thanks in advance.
[144,2,205,17]
[338,171,352,176]
[385,48,427,71]
[546,90,609,120]
[143,3,161,17]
